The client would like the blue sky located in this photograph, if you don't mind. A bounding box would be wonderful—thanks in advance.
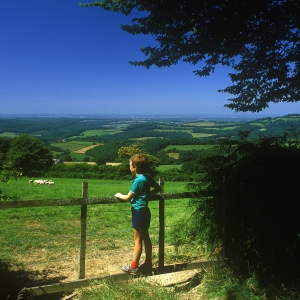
[1,1,300,118]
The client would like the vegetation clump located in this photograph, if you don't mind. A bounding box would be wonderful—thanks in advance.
[175,131,300,298]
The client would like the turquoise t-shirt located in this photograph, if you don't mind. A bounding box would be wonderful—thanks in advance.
[129,174,159,211]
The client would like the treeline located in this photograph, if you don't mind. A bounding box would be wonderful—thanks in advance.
[0,118,118,140]
[46,163,132,180]
[46,162,193,181]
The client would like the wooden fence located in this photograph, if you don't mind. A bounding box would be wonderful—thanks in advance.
[0,180,224,298]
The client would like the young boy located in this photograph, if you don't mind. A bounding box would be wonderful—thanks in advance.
[115,154,162,275]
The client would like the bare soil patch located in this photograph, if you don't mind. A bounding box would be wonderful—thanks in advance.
[73,144,101,154]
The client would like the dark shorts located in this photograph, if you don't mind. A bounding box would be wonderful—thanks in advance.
[131,207,151,229]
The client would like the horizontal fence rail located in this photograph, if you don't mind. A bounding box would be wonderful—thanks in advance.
[0,192,212,209]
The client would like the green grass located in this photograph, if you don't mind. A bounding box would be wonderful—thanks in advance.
[197,265,267,300]
[153,129,192,133]
[158,165,182,171]
[78,277,179,300]
[0,178,205,299]
[185,121,216,126]
[70,152,86,161]
[0,178,187,200]
[2,178,293,299]
[0,179,192,272]
[164,144,215,151]
[50,141,95,152]
[70,129,122,138]
[190,132,216,138]
[0,132,19,138]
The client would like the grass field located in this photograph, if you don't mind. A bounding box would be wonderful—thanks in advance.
[51,141,96,152]
[0,178,187,200]
[70,129,122,138]
[190,132,216,138]
[0,178,197,289]
[185,121,216,126]
[0,132,19,138]
[157,164,182,171]
[0,177,202,300]
[164,144,215,151]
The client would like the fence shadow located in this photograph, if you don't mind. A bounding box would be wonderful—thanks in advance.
[0,260,68,300]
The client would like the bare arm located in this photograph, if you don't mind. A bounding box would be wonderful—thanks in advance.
[115,191,133,202]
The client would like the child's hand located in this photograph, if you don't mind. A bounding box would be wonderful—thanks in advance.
[115,192,122,198]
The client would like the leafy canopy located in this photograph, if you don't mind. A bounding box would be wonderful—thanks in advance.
[80,0,300,112]
[7,135,54,177]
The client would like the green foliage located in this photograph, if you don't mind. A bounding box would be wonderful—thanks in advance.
[6,135,53,176]
[187,132,300,285]
[47,163,119,179]
[81,1,300,112]
[0,137,11,168]
[117,143,160,177]
[0,139,22,201]
[86,140,125,162]
[198,265,267,300]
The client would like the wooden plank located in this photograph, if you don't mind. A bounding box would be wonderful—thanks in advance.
[19,259,226,298]
[19,273,129,297]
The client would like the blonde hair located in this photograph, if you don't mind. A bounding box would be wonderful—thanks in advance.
[130,154,149,173]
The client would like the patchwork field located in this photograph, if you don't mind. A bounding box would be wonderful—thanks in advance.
[51,141,96,152]
[165,145,215,151]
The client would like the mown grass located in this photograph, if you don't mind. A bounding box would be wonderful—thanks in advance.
[157,165,181,171]
[164,144,215,151]
[184,121,216,126]
[50,141,95,152]
[190,132,216,138]
[0,178,187,199]
[70,129,122,138]
[0,132,19,138]
[0,179,194,282]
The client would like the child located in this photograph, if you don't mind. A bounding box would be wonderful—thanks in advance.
[115,154,162,275]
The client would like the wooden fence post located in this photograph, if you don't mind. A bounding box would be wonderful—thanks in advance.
[79,182,88,279]
[222,176,226,258]
[158,178,165,269]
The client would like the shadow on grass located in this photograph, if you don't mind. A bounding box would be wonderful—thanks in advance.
[0,260,69,300]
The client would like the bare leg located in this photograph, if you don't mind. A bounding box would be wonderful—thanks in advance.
[133,228,152,265]
[142,229,152,265]
[133,228,143,264]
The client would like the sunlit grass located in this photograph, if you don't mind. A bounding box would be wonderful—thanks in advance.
[0,132,19,138]
[164,144,215,151]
